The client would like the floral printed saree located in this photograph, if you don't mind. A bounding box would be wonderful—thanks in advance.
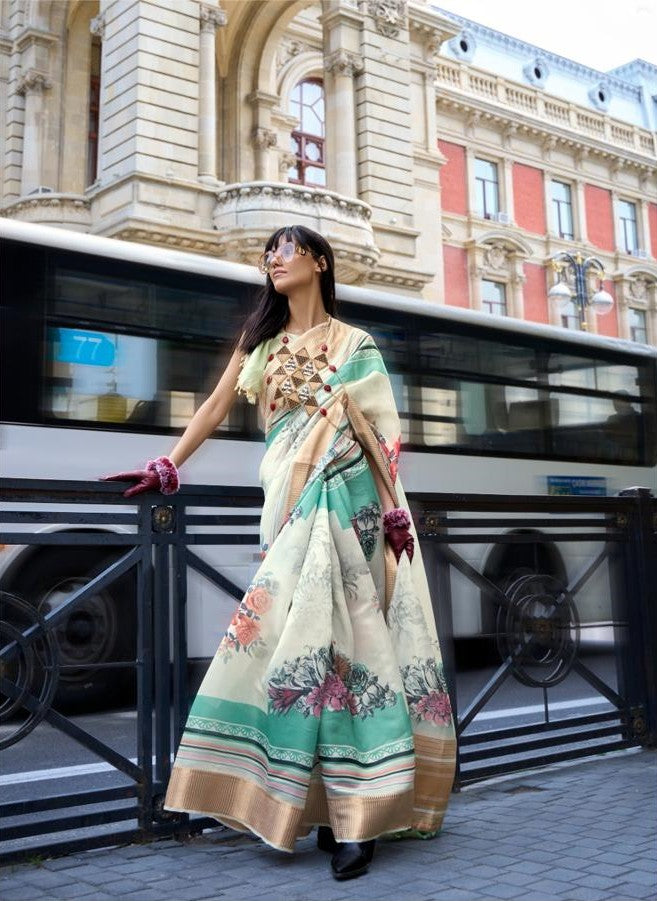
[164,317,456,851]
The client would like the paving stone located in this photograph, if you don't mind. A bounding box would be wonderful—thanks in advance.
[614,882,657,900]
[20,868,78,889]
[508,860,550,876]
[0,887,50,901]
[483,884,528,900]
[0,751,654,901]
[618,871,657,888]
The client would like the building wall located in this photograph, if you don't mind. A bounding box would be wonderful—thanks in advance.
[0,0,655,342]
[512,163,544,235]
[584,184,615,252]
[437,139,467,215]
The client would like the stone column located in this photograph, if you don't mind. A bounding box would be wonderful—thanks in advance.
[252,126,278,181]
[501,157,514,220]
[198,4,226,184]
[543,168,554,235]
[17,69,51,194]
[324,49,363,197]
[611,189,621,251]
[465,147,476,215]
[613,275,631,340]
[639,197,651,254]
[509,267,526,319]
[574,179,587,243]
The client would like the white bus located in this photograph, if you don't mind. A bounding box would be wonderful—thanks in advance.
[2,219,656,707]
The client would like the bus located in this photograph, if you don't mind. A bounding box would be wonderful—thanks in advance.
[2,218,656,707]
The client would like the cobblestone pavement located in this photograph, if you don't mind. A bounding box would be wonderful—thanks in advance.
[1,749,655,901]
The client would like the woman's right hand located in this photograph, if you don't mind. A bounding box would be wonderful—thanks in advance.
[100,469,161,498]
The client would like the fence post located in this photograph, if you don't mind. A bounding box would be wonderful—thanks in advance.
[618,488,657,746]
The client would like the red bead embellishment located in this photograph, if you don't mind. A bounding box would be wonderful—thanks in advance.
[321,343,328,352]
[323,384,331,392]
[320,407,327,416]
[329,364,336,372]
[282,336,289,344]
[266,376,272,384]
[270,402,276,411]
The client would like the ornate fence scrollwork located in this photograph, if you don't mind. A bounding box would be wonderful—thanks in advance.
[496,574,580,688]
[0,591,60,750]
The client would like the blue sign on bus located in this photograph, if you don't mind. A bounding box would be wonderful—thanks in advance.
[547,476,607,496]
[54,328,116,367]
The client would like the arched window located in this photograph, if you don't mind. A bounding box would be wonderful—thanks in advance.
[288,78,325,187]
[86,37,101,187]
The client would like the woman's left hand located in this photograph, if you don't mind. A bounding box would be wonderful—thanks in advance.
[383,508,414,563]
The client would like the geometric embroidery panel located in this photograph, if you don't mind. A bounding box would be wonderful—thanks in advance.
[271,344,329,414]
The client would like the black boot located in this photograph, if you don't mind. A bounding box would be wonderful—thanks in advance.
[330,840,376,880]
[317,825,338,853]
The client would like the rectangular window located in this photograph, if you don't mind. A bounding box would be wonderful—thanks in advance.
[551,180,574,240]
[481,280,507,316]
[618,200,638,254]
[629,308,648,343]
[560,299,581,331]
[474,158,499,218]
[86,38,101,188]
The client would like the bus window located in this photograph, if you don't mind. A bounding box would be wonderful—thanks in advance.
[45,326,243,433]
[405,384,459,446]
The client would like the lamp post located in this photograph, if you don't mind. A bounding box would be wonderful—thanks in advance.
[547,252,614,331]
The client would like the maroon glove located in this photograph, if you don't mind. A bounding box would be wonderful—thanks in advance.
[101,469,161,498]
[383,507,414,564]
[101,456,179,498]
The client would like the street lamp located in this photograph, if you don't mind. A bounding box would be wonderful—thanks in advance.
[547,252,614,330]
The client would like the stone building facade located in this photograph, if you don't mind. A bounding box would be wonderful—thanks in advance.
[1,0,656,343]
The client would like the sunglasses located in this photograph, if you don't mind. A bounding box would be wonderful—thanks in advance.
[258,241,311,274]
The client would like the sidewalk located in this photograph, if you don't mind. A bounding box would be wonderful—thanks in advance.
[1,749,655,901]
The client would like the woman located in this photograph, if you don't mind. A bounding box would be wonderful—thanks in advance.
[105,225,456,880]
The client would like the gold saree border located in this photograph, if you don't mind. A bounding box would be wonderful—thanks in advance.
[411,733,457,832]
[165,766,416,852]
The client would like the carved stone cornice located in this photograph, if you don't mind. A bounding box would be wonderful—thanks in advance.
[16,69,52,95]
[1,193,91,229]
[200,4,227,32]
[325,48,364,77]
[436,93,657,177]
[215,181,373,221]
[109,227,221,255]
[363,0,407,38]
[368,267,431,289]
[14,28,58,53]
[247,90,280,110]
[409,21,449,61]
[252,127,277,150]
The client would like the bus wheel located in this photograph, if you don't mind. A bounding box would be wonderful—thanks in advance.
[6,547,137,711]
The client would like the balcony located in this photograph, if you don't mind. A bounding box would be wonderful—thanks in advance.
[212,181,380,284]
[0,192,91,230]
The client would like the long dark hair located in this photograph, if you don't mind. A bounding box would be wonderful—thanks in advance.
[238,225,336,354]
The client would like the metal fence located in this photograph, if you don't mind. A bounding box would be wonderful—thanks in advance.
[1,479,655,863]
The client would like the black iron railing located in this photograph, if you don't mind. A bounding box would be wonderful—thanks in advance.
[0,479,655,862]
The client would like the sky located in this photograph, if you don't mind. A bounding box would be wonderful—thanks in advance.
[433,0,657,72]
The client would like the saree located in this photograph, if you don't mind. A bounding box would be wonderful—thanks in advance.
[164,317,456,851]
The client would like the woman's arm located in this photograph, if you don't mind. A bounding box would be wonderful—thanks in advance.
[168,344,244,468]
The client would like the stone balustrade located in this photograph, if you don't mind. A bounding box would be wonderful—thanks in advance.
[434,59,656,159]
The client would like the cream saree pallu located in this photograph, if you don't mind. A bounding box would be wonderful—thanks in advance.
[164,318,456,852]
